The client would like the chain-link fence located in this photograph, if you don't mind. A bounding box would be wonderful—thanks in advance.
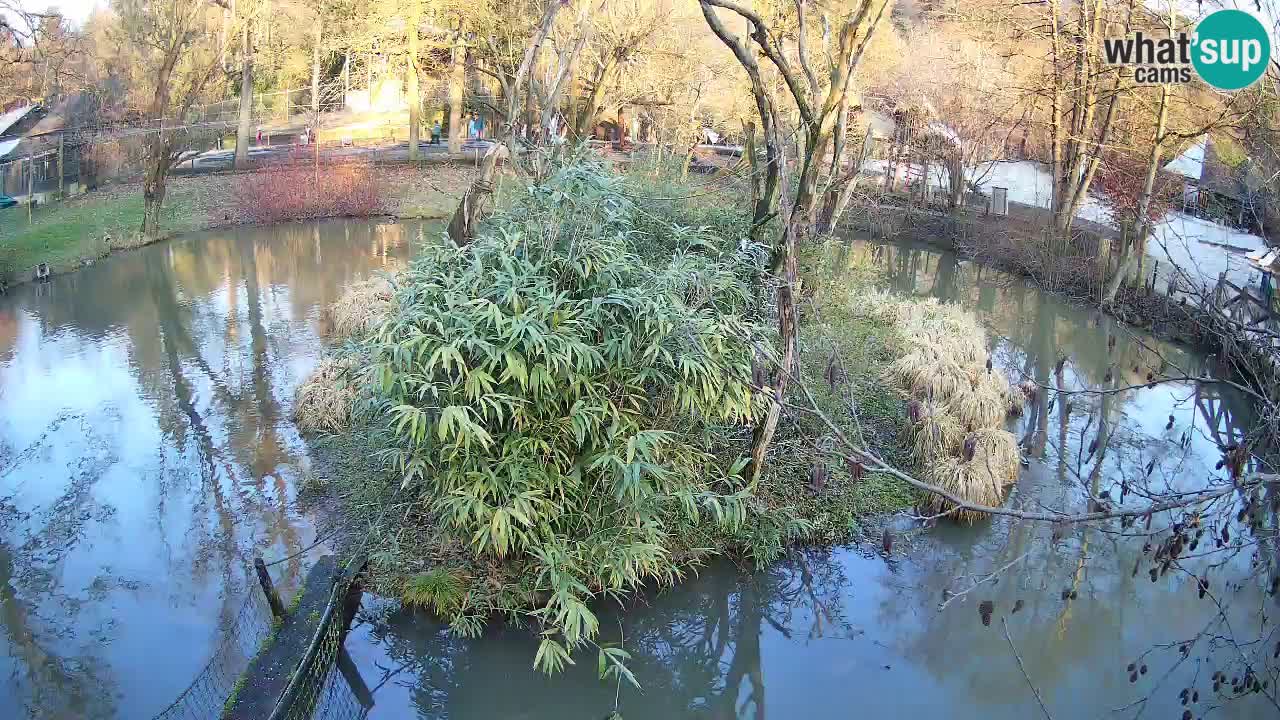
[148,586,275,720]
[142,557,371,720]
[0,140,87,198]
[270,578,370,720]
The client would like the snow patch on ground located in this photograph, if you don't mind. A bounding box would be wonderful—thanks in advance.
[860,157,1269,289]
[943,159,1269,291]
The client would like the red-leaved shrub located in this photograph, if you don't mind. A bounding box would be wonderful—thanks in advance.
[231,161,386,224]
[1095,152,1180,226]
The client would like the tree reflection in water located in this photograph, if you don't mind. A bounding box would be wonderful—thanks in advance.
[353,548,854,720]
[0,218,432,718]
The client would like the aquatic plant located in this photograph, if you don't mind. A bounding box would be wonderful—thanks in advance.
[881,296,1022,521]
[403,568,467,616]
[907,402,964,460]
[923,457,1007,523]
[964,427,1021,484]
[946,380,1009,431]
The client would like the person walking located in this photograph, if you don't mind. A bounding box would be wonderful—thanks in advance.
[473,113,485,140]
[431,120,442,145]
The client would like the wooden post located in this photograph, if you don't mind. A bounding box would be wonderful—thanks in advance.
[254,557,288,618]
[57,133,64,196]
[26,155,33,223]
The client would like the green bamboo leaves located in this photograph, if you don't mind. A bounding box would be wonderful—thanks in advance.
[356,159,774,673]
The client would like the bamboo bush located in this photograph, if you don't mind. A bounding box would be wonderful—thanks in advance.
[349,159,778,671]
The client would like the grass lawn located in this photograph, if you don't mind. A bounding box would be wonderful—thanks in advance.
[0,163,474,285]
[0,185,206,282]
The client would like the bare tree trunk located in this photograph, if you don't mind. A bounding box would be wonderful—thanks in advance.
[447,0,563,246]
[744,119,760,211]
[235,24,253,170]
[816,127,871,233]
[311,13,323,117]
[1050,0,1119,238]
[1047,0,1067,235]
[219,5,229,69]
[140,54,177,238]
[407,1,420,162]
[947,151,964,209]
[1103,81,1169,304]
[748,205,799,485]
[142,145,170,238]
[571,56,617,140]
[446,145,506,245]
[447,31,465,153]
[501,0,563,164]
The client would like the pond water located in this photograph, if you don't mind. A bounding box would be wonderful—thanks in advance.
[342,238,1273,720]
[0,218,432,719]
[1,223,1273,719]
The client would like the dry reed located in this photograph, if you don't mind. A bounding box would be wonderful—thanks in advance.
[945,381,1008,430]
[325,276,395,339]
[294,357,357,433]
[908,403,965,459]
[877,295,1024,522]
[965,428,1021,483]
[923,457,1008,524]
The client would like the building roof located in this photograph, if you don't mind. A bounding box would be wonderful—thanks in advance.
[0,104,37,138]
[1200,137,1247,200]
[1247,247,1279,271]
[863,109,895,139]
[1163,136,1206,179]
[1161,135,1246,200]
[0,95,94,160]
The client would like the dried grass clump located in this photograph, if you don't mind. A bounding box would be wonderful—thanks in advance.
[294,357,357,433]
[878,295,1024,523]
[946,382,1008,431]
[923,458,1007,524]
[325,277,395,339]
[853,289,901,324]
[908,403,965,459]
[1003,376,1024,415]
[969,369,1022,419]
[914,360,970,402]
[965,428,1021,484]
[888,351,966,401]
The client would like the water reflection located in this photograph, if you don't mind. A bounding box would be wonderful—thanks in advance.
[345,237,1270,720]
[0,218,434,718]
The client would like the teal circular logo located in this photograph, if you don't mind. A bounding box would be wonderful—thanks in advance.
[1192,9,1270,90]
